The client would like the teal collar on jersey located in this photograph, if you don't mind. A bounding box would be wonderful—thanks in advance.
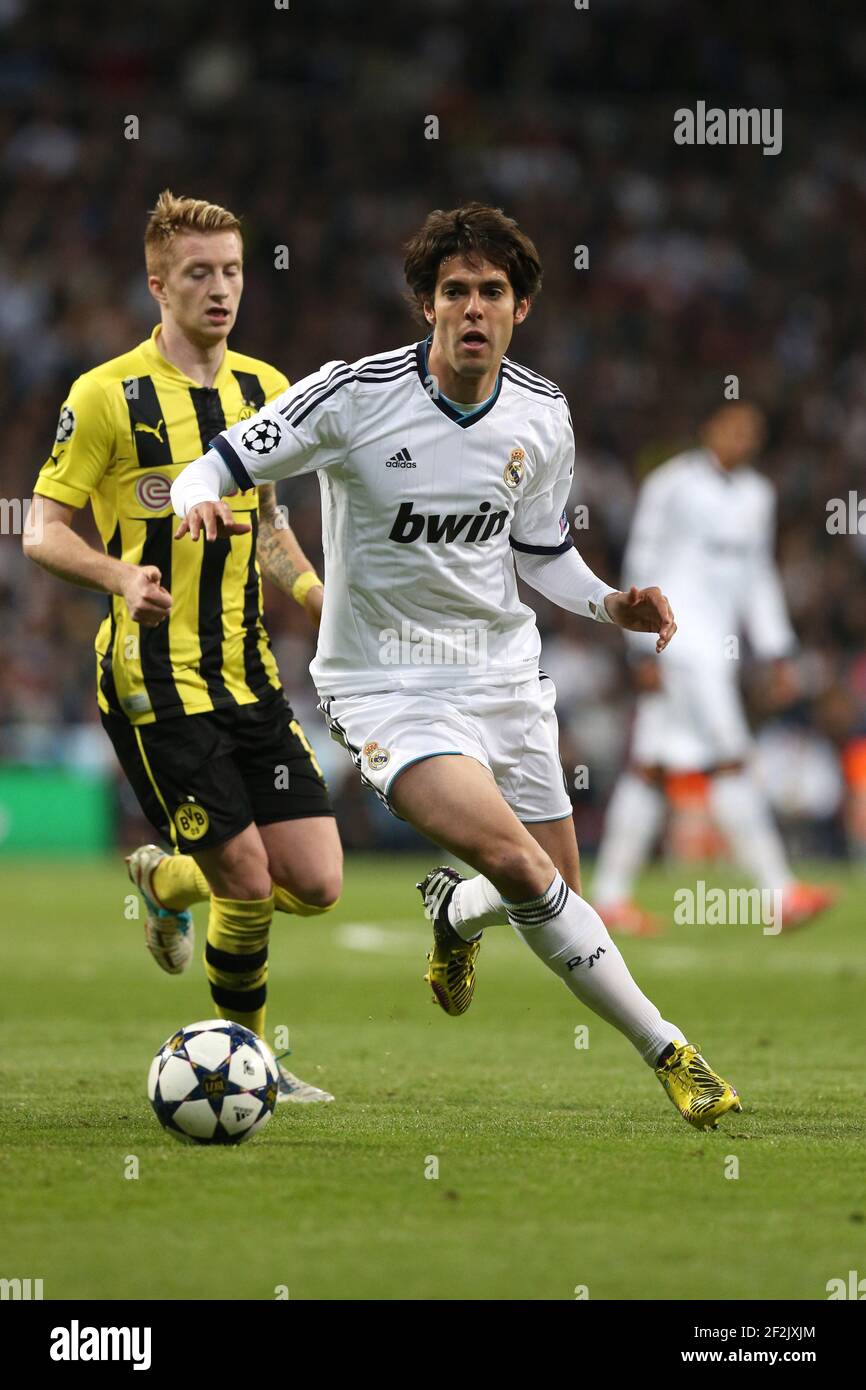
[416,335,502,428]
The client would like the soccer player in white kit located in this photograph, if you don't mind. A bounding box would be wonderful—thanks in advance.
[594,402,836,934]
[170,203,742,1130]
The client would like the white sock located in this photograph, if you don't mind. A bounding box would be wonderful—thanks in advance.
[709,769,794,893]
[448,875,507,939]
[506,872,682,1066]
[592,773,666,905]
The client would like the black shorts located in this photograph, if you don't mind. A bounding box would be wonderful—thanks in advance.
[101,690,333,852]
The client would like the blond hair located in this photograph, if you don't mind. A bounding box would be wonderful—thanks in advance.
[144,189,243,278]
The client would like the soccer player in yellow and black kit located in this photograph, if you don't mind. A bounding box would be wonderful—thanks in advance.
[24,191,343,1103]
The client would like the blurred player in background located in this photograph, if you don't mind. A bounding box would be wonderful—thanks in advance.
[171,202,744,1131]
[593,402,836,934]
[23,191,341,1101]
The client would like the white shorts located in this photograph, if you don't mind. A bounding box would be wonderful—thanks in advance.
[630,662,751,771]
[319,675,573,823]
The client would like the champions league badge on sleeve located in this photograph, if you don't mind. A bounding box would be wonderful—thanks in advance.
[56,404,76,442]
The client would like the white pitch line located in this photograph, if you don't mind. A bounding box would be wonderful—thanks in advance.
[335,922,420,954]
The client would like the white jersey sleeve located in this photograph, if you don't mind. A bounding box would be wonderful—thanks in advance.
[742,488,797,660]
[509,405,616,623]
[509,405,575,557]
[513,546,617,622]
[210,359,355,489]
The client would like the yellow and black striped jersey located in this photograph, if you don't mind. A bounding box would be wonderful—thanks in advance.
[34,325,288,725]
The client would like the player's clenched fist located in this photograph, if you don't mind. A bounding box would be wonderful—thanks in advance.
[121,564,172,627]
[174,500,252,542]
[603,585,677,654]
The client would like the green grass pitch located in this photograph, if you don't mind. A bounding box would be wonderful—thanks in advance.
[0,854,862,1301]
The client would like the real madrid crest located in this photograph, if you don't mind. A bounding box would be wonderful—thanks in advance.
[504,446,525,488]
[364,742,391,769]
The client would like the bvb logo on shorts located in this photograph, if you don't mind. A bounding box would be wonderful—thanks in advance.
[504,446,525,488]
[364,740,391,769]
[174,800,210,841]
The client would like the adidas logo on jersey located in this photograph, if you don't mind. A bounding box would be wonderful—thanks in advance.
[389,499,507,545]
[386,448,416,468]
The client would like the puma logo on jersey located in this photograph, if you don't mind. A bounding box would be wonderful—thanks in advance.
[389,500,507,545]
[134,418,166,443]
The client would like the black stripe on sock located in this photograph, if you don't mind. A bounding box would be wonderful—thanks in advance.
[507,882,568,914]
[209,983,267,1013]
[205,941,269,974]
[507,882,569,924]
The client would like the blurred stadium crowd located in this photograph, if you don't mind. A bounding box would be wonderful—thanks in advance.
[0,0,864,858]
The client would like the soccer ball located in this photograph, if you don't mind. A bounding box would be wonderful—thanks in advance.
[147,1020,279,1145]
[241,418,281,455]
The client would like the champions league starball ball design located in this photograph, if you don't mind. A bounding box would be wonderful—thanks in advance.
[147,1020,279,1144]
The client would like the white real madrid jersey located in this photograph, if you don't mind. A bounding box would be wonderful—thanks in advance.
[623,448,796,666]
[207,339,582,697]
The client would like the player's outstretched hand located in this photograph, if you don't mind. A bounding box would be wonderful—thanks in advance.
[604,585,677,653]
[174,501,252,542]
[122,565,172,628]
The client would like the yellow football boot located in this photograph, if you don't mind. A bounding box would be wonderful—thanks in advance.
[655,1040,742,1130]
[417,866,481,1016]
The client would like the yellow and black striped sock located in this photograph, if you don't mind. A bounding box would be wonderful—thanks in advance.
[204,893,274,1038]
[273,884,338,916]
[152,853,210,911]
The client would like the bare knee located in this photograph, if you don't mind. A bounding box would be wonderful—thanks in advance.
[269,844,343,910]
[197,838,272,902]
[481,838,553,900]
[274,868,343,910]
[303,873,342,910]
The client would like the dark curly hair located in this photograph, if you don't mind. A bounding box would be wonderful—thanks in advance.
[403,202,542,323]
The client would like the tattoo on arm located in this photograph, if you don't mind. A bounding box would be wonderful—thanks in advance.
[256,484,303,595]
[257,528,302,592]
[257,483,279,526]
